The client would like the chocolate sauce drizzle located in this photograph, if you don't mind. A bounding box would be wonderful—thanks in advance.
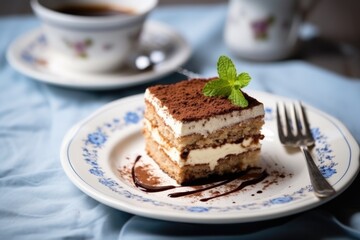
[132,156,176,192]
[132,155,268,202]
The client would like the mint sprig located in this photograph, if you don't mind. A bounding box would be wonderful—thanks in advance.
[203,55,251,107]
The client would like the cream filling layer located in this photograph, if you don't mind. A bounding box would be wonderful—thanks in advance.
[145,119,260,170]
[145,89,264,138]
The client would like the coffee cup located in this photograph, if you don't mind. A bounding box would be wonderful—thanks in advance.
[224,0,316,61]
[31,0,158,73]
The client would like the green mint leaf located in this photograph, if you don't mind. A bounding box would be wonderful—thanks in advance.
[237,72,251,88]
[202,55,251,108]
[217,55,236,84]
[228,88,248,107]
[203,78,231,97]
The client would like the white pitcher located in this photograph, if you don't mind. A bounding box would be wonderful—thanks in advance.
[224,0,316,61]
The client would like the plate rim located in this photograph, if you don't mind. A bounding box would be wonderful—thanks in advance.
[60,91,360,224]
[6,21,192,90]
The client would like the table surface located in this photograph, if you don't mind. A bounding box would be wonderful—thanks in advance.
[1,3,360,240]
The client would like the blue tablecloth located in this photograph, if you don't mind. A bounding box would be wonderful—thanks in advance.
[1,4,360,240]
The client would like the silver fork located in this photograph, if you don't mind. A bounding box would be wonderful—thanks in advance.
[276,102,336,198]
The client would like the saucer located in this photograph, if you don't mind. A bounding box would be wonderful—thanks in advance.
[7,21,192,90]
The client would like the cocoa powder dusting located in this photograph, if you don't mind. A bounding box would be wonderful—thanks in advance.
[118,166,132,183]
[134,164,161,186]
[147,78,263,122]
[123,155,292,202]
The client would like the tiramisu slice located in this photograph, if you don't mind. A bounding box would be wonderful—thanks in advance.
[143,78,265,184]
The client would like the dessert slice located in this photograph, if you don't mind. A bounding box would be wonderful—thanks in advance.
[143,78,265,184]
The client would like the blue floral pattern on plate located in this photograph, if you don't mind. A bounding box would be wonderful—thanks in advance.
[79,104,339,213]
[61,93,359,223]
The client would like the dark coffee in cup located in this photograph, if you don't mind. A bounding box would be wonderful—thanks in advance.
[55,4,135,17]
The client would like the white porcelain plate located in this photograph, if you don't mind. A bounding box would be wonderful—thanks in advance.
[7,21,191,90]
[60,91,359,224]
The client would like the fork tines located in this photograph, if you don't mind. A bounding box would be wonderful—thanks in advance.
[276,102,314,146]
[276,102,336,197]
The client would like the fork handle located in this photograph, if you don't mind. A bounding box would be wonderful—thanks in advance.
[300,146,336,198]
